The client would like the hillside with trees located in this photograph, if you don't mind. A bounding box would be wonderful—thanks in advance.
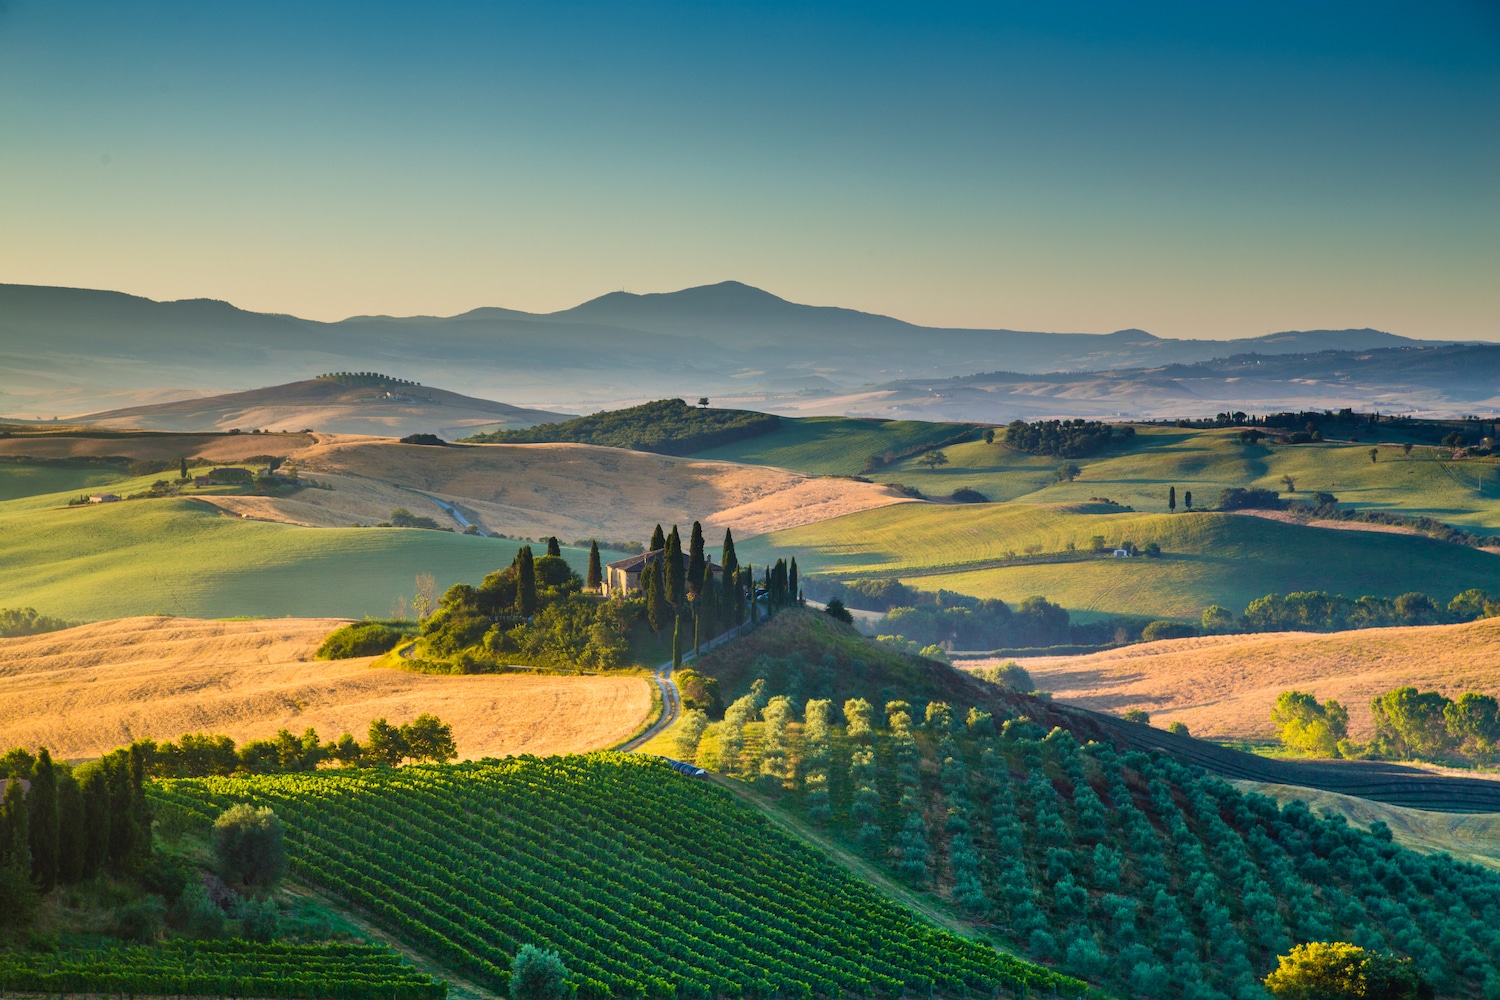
[462,398,781,455]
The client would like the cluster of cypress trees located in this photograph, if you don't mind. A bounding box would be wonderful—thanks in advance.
[1,744,149,908]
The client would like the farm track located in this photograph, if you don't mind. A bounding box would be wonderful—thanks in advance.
[1087,711,1500,813]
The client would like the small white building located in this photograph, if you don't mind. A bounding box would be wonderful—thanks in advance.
[1112,548,1131,558]
[87,493,120,504]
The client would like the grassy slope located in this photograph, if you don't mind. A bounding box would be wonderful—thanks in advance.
[857,426,1500,530]
[690,416,974,476]
[740,502,1500,620]
[0,461,126,501]
[0,476,623,620]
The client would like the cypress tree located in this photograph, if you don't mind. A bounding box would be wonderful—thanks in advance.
[693,602,702,657]
[586,541,602,591]
[546,536,561,558]
[57,768,85,885]
[106,752,137,873]
[127,743,151,869]
[1169,486,1177,513]
[180,456,189,480]
[1,778,29,873]
[699,561,716,642]
[646,554,667,631]
[664,526,685,607]
[789,557,799,605]
[515,546,538,617]
[745,565,757,625]
[649,524,666,552]
[720,529,739,622]
[1184,489,1193,510]
[672,611,682,669]
[78,764,110,879]
[29,748,59,892]
[687,522,706,598]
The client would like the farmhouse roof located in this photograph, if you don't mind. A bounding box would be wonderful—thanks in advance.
[604,550,715,572]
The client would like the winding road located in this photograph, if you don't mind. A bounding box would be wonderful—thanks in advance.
[619,621,751,752]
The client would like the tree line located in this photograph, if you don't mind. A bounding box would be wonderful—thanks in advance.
[1198,587,1500,636]
[1273,687,1500,765]
[460,398,780,455]
[1002,419,1133,458]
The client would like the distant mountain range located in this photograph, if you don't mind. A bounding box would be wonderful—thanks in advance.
[0,280,1488,420]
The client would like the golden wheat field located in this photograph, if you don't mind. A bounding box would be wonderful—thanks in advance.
[976,616,1500,741]
[218,434,913,540]
[0,616,652,760]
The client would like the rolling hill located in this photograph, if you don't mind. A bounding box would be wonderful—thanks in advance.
[0,616,651,761]
[1,280,1469,420]
[79,375,571,438]
[737,502,1500,621]
[986,616,1500,743]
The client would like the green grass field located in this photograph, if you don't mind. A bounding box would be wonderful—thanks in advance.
[0,476,622,620]
[689,416,975,476]
[740,502,1500,621]
[0,461,127,501]
[861,426,1500,531]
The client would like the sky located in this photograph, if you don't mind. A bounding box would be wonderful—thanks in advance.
[1,1,1496,339]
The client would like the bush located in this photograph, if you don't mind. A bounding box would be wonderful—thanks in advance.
[949,487,987,503]
[1121,709,1150,724]
[238,896,280,942]
[398,434,446,446]
[1141,620,1197,642]
[213,805,287,888]
[114,894,167,943]
[511,943,569,1000]
[823,599,854,625]
[1166,721,1190,737]
[172,883,226,939]
[972,661,1033,692]
[1219,487,1283,511]
[1264,942,1430,1000]
[316,621,411,659]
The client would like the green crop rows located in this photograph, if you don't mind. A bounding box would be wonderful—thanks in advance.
[726,709,1500,999]
[153,754,1084,1000]
[0,940,444,999]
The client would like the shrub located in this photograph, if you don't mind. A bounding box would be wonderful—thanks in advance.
[950,487,987,503]
[398,434,446,446]
[1141,620,1196,642]
[823,599,854,625]
[213,805,287,888]
[1121,709,1150,724]
[238,896,280,942]
[1219,487,1282,511]
[972,661,1033,692]
[172,883,226,939]
[511,943,569,1000]
[1167,721,1190,737]
[114,894,167,944]
[316,621,410,659]
[1264,942,1430,1000]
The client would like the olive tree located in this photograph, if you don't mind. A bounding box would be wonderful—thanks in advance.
[212,804,287,888]
[511,943,568,1000]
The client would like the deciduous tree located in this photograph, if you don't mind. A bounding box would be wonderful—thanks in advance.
[212,804,287,888]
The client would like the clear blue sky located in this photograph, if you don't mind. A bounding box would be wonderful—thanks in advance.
[1,1,1495,338]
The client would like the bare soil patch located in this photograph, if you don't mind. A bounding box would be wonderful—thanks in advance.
[0,617,650,760]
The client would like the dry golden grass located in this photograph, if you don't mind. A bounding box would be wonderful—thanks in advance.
[231,435,914,540]
[0,430,316,462]
[972,616,1500,741]
[0,617,651,761]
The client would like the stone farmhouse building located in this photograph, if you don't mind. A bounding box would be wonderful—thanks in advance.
[604,550,721,597]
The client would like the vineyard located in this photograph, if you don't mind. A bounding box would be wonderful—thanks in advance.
[0,940,444,998]
[678,698,1500,999]
[152,755,1085,999]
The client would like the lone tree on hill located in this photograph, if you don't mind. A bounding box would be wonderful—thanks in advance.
[1402,441,1413,456]
[511,944,568,1000]
[586,541,602,591]
[1282,474,1296,492]
[179,457,189,480]
[1168,486,1176,513]
[1370,447,1379,463]
[983,428,995,444]
[212,804,287,888]
[649,524,665,552]
[918,449,949,471]
[697,397,709,408]
[1056,462,1081,482]
[1184,490,1193,510]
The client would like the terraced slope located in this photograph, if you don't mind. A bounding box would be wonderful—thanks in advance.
[154,755,1079,998]
[740,503,1500,620]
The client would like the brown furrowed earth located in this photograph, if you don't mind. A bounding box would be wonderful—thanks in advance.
[0,616,651,760]
[975,616,1500,742]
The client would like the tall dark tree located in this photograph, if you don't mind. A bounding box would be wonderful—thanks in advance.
[646,554,667,632]
[546,536,561,558]
[649,524,666,552]
[788,557,799,606]
[1184,490,1193,510]
[28,748,59,892]
[78,764,111,879]
[586,541,602,591]
[127,743,151,869]
[56,768,85,885]
[720,529,740,622]
[105,752,138,873]
[515,546,538,617]
[744,565,756,625]
[1169,486,1177,513]
[180,457,189,480]
[664,526,685,607]
[1,778,29,873]
[687,522,706,598]
[671,611,682,669]
[698,561,716,642]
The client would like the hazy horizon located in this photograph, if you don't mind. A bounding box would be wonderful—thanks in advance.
[1,1,1495,339]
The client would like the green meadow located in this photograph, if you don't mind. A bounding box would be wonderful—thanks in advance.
[855,425,1500,531]
[0,476,620,621]
[0,460,127,502]
[689,415,973,475]
[739,501,1500,621]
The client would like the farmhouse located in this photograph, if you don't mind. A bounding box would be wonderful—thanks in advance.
[87,493,120,503]
[604,550,720,597]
